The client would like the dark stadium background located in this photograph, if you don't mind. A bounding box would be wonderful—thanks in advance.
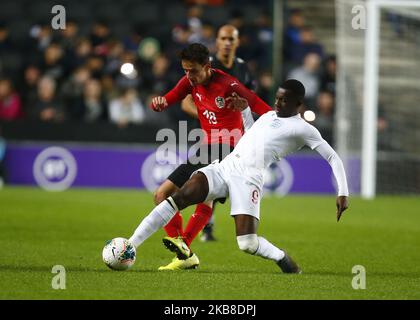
[0,0,343,192]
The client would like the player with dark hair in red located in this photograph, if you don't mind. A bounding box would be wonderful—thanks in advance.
[182,25,258,242]
[150,43,271,270]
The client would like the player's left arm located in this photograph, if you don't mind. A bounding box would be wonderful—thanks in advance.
[227,81,272,115]
[314,141,349,221]
[224,92,255,131]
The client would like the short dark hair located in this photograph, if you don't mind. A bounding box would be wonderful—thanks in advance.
[179,43,210,65]
[282,79,305,101]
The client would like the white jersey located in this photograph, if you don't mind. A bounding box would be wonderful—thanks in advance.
[223,111,349,196]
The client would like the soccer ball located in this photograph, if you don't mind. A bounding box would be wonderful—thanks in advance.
[102,237,136,271]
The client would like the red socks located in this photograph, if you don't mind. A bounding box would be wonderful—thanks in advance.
[163,211,183,238]
[183,203,213,247]
[163,204,213,248]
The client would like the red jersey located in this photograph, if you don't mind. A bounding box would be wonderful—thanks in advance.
[162,69,272,146]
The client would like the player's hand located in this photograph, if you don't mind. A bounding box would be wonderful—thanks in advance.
[226,92,248,111]
[150,96,168,112]
[336,196,349,222]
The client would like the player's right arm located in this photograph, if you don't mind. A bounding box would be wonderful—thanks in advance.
[150,76,192,112]
[181,94,199,118]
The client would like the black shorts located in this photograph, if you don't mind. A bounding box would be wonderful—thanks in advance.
[167,144,234,189]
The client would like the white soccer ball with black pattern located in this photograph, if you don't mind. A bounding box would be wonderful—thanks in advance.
[102,237,136,271]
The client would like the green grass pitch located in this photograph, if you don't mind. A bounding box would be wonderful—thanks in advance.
[0,186,419,300]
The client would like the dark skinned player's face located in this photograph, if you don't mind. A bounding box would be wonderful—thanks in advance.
[275,88,299,113]
[274,88,287,112]
[182,60,211,86]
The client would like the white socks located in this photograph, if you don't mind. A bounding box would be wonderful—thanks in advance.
[129,198,178,248]
[128,197,286,265]
[255,236,285,262]
[237,234,259,253]
[237,234,285,262]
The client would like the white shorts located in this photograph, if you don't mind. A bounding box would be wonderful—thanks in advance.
[195,159,263,220]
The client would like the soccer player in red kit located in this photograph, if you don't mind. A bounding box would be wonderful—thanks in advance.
[150,43,271,270]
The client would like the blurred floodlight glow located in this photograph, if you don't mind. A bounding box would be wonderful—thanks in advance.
[304,110,316,122]
[126,69,138,79]
[120,63,137,79]
[121,63,134,75]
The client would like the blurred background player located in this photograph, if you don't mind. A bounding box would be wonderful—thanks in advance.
[150,43,272,270]
[181,24,257,242]
[128,79,349,273]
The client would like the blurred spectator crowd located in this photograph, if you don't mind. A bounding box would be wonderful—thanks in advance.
[283,8,336,145]
[0,1,337,145]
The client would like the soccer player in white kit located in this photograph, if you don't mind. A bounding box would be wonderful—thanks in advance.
[128,79,349,273]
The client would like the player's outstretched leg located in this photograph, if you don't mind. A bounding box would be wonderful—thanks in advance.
[129,173,209,253]
[154,180,184,238]
[234,214,301,274]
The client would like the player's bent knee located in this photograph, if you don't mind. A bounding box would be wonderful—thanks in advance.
[237,234,259,254]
